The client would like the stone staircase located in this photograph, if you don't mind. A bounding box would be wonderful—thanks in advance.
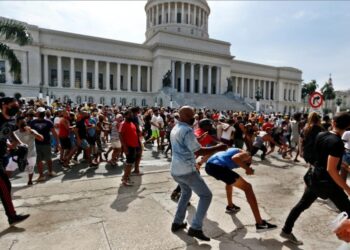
[160,88,254,111]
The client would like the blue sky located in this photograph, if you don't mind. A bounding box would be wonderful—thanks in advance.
[1,1,349,90]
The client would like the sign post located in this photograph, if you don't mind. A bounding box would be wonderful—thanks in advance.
[308,92,324,114]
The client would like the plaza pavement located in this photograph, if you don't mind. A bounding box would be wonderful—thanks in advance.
[0,146,345,250]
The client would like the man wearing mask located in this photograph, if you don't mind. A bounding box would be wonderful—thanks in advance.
[30,107,59,182]
[170,106,227,241]
[0,97,30,226]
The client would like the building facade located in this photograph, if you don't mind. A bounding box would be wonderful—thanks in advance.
[0,0,302,112]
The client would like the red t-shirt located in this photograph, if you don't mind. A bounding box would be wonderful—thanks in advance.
[262,122,274,131]
[194,128,215,147]
[120,121,139,147]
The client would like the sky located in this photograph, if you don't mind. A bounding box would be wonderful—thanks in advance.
[1,0,349,90]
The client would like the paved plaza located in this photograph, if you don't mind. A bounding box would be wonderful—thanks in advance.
[0,146,344,250]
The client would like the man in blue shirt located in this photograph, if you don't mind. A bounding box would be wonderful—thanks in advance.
[170,106,227,241]
[205,148,277,232]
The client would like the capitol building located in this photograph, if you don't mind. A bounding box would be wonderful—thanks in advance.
[0,0,302,113]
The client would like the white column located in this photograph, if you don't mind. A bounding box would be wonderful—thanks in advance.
[174,2,177,23]
[188,4,191,24]
[171,61,175,89]
[106,61,110,91]
[199,64,203,94]
[181,2,185,23]
[180,62,185,92]
[253,79,256,99]
[167,2,171,23]
[5,60,12,84]
[57,56,62,88]
[147,66,151,92]
[82,59,87,89]
[240,77,243,97]
[235,77,239,94]
[208,65,212,94]
[190,63,194,93]
[247,79,251,99]
[127,64,131,91]
[70,57,74,89]
[116,63,120,91]
[44,54,49,86]
[199,9,202,27]
[137,65,141,92]
[156,4,159,25]
[94,60,99,90]
[162,3,165,24]
[194,5,197,26]
[22,52,28,84]
[216,67,221,94]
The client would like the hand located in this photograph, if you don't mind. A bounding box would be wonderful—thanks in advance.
[335,219,350,242]
[245,167,254,175]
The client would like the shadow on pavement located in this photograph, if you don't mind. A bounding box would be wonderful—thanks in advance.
[0,226,25,237]
[110,176,146,212]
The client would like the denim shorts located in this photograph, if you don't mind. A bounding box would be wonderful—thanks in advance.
[343,151,350,165]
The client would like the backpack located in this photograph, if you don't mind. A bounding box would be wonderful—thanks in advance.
[302,125,323,164]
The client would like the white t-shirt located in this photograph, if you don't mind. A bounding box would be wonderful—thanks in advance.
[151,115,164,130]
[54,117,61,134]
[14,129,37,157]
[342,131,350,150]
[221,125,234,141]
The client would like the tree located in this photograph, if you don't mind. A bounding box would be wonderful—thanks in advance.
[0,19,32,79]
[321,81,336,112]
[301,80,318,111]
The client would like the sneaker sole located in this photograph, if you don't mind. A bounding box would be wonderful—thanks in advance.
[256,227,278,233]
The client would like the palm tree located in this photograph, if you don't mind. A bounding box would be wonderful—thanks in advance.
[321,81,336,113]
[0,19,32,81]
[301,80,318,112]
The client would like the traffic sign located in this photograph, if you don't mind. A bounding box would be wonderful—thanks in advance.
[308,92,324,109]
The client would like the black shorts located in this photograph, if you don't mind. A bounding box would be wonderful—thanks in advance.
[126,147,141,164]
[60,137,72,150]
[87,136,96,146]
[205,162,240,185]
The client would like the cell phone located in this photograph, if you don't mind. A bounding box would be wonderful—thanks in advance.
[329,212,348,232]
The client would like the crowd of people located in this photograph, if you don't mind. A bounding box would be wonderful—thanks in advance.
[1,96,350,246]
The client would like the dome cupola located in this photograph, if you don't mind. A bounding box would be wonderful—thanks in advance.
[145,0,210,40]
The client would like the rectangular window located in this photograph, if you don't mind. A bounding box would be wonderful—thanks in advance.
[63,70,70,87]
[166,14,169,23]
[195,80,199,93]
[159,15,162,24]
[50,69,57,86]
[120,75,124,90]
[284,89,287,101]
[99,73,103,89]
[0,61,6,83]
[87,72,93,89]
[288,89,291,101]
[186,79,190,92]
[110,74,113,90]
[177,13,181,23]
[75,71,81,89]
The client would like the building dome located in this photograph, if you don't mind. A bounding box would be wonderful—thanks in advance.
[145,0,210,40]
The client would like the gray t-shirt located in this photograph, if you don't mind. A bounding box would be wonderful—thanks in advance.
[14,129,37,157]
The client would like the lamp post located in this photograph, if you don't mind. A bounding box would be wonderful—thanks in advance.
[39,82,43,99]
[255,87,262,112]
[336,97,342,113]
[170,94,173,109]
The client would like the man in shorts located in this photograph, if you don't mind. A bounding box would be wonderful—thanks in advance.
[30,107,59,182]
[205,148,277,231]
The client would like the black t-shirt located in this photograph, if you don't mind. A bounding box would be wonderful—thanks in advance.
[76,119,87,139]
[314,131,344,181]
[234,122,243,139]
[0,113,17,157]
[30,119,54,145]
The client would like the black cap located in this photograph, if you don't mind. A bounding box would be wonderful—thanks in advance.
[199,118,212,128]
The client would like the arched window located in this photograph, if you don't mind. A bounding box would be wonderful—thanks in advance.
[111,97,116,105]
[100,97,105,105]
[141,99,147,107]
[121,98,127,106]
[76,96,82,104]
[88,96,94,103]
[14,92,22,100]
[131,98,137,107]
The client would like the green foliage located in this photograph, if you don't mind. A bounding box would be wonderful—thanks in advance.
[0,19,32,76]
[321,82,336,101]
[301,80,318,100]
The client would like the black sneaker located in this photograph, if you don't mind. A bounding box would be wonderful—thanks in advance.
[188,228,210,241]
[256,220,277,232]
[280,230,303,245]
[170,191,180,202]
[8,214,30,226]
[226,204,241,213]
[171,222,187,232]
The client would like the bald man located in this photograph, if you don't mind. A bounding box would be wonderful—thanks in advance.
[170,106,227,241]
[205,148,277,231]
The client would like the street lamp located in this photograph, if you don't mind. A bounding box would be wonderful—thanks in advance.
[255,87,263,112]
[336,97,342,113]
[170,94,173,109]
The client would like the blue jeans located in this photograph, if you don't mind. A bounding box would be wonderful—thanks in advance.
[172,171,212,230]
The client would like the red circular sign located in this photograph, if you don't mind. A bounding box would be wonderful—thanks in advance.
[308,92,324,109]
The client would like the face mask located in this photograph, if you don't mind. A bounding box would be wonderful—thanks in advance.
[7,106,19,117]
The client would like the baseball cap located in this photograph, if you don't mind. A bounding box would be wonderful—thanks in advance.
[36,107,46,113]
[199,118,213,128]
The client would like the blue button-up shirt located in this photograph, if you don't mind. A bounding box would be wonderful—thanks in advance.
[170,121,201,176]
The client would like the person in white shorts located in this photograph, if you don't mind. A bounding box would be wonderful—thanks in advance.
[105,114,123,166]
[7,116,44,185]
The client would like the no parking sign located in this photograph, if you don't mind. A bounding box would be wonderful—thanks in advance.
[308,92,324,109]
